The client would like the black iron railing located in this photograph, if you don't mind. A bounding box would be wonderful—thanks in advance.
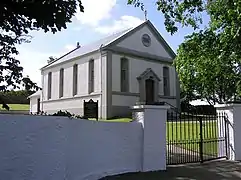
[166,109,228,165]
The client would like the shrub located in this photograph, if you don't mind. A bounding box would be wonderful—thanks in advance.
[43,110,89,120]
[52,110,72,117]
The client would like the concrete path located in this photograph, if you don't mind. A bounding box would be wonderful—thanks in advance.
[165,160,241,179]
[167,145,217,164]
[101,160,241,179]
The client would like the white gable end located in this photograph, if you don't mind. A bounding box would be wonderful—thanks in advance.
[116,24,172,59]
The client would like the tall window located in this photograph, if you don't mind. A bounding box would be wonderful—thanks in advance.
[89,59,94,93]
[47,72,52,99]
[120,57,129,92]
[59,68,64,98]
[73,64,78,96]
[163,66,170,96]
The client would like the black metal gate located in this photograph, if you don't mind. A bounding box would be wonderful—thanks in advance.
[166,109,228,165]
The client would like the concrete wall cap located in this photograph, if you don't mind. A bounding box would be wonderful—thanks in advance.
[215,103,241,109]
[131,105,170,110]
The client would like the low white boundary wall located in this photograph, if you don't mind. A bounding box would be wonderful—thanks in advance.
[215,103,241,161]
[0,115,142,180]
[0,105,167,180]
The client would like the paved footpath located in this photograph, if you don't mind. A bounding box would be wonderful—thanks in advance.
[101,160,241,180]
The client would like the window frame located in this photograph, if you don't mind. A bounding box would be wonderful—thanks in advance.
[89,59,94,93]
[73,64,78,96]
[163,66,170,96]
[120,57,129,92]
[47,72,52,99]
[59,68,64,98]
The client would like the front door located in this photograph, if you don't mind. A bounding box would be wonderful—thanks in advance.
[37,98,40,114]
[145,78,154,104]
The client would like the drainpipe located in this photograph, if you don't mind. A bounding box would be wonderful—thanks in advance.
[99,44,104,118]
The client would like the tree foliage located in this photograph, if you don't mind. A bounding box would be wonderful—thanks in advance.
[0,0,84,91]
[22,76,41,93]
[0,0,84,108]
[128,0,241,104]
[175,30,241,104]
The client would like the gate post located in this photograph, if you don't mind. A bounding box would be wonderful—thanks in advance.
[215,103,241,161]
[131,105,169,172]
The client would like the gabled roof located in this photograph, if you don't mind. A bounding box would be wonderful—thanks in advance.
[137,68,161,81]
[41,28,133,70]
[41,20,176,70]
[27,90,41,99]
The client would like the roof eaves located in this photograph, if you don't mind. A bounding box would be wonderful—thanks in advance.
[104,20,148,49]
[40,46,80,70]
[146,21,176,59]
[40,49,100,71]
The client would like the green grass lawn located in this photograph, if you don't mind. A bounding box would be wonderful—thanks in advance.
[89,118,132,122]
[167,120,218,156]
[94,117,218,157]
[0,104,30,111]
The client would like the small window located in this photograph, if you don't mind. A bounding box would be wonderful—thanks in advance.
[163,66,170,96]
[89,59,94,93]
[59,68,64,98]
[47,72,52,99]
[73,64,78,96]
[121,58,129,92]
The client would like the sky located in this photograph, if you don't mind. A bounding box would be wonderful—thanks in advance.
[16,0,208,87]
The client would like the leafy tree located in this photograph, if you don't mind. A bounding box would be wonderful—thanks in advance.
[175,30,241,105]
[0,0,84,91]
[22,76,41,93]
[128,0,241,104]
[0,0,84,109]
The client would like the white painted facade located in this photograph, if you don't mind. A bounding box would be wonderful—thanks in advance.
[41,52,104,116]
[116,25,172,59]
[28,90,41,114]
[111,53,177,108]
[112,54,176,91]
[35,20,179,118]
[29,96,38,113]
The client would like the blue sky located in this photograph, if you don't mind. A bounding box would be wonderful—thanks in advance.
[17,0,208,86]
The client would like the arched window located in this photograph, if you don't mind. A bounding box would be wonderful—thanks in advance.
[163,66,170,96]
[89,59,94,93]
[59,68,64,98]
[47,72,52,99]
[120,57,129,92]
[73,64,78,96]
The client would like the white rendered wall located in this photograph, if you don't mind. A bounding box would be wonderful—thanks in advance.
[29,96,38,113]
[42,94,101,116]
[0,114,142,180]
[42,52,101,101]
[116,24,172,59]
[112,95,139,106]
[215,104,241,161]
[112,53,176,96]
[132,105,168,171]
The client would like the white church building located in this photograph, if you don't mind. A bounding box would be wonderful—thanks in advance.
[29,20,180,119]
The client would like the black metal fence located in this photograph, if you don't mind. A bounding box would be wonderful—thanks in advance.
[166,109,228,165]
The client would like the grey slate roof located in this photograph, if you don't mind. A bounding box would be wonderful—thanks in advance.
[41,28,132,69]
[41,20,176,70]
[27,90,41,99]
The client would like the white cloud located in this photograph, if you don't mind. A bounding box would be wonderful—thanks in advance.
[75,0,117,26]
[95,15,144,34]
[16,47,62,87]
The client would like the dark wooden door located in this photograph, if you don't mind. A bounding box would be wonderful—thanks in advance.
[37,98,40,113]
[145,79,154,104]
